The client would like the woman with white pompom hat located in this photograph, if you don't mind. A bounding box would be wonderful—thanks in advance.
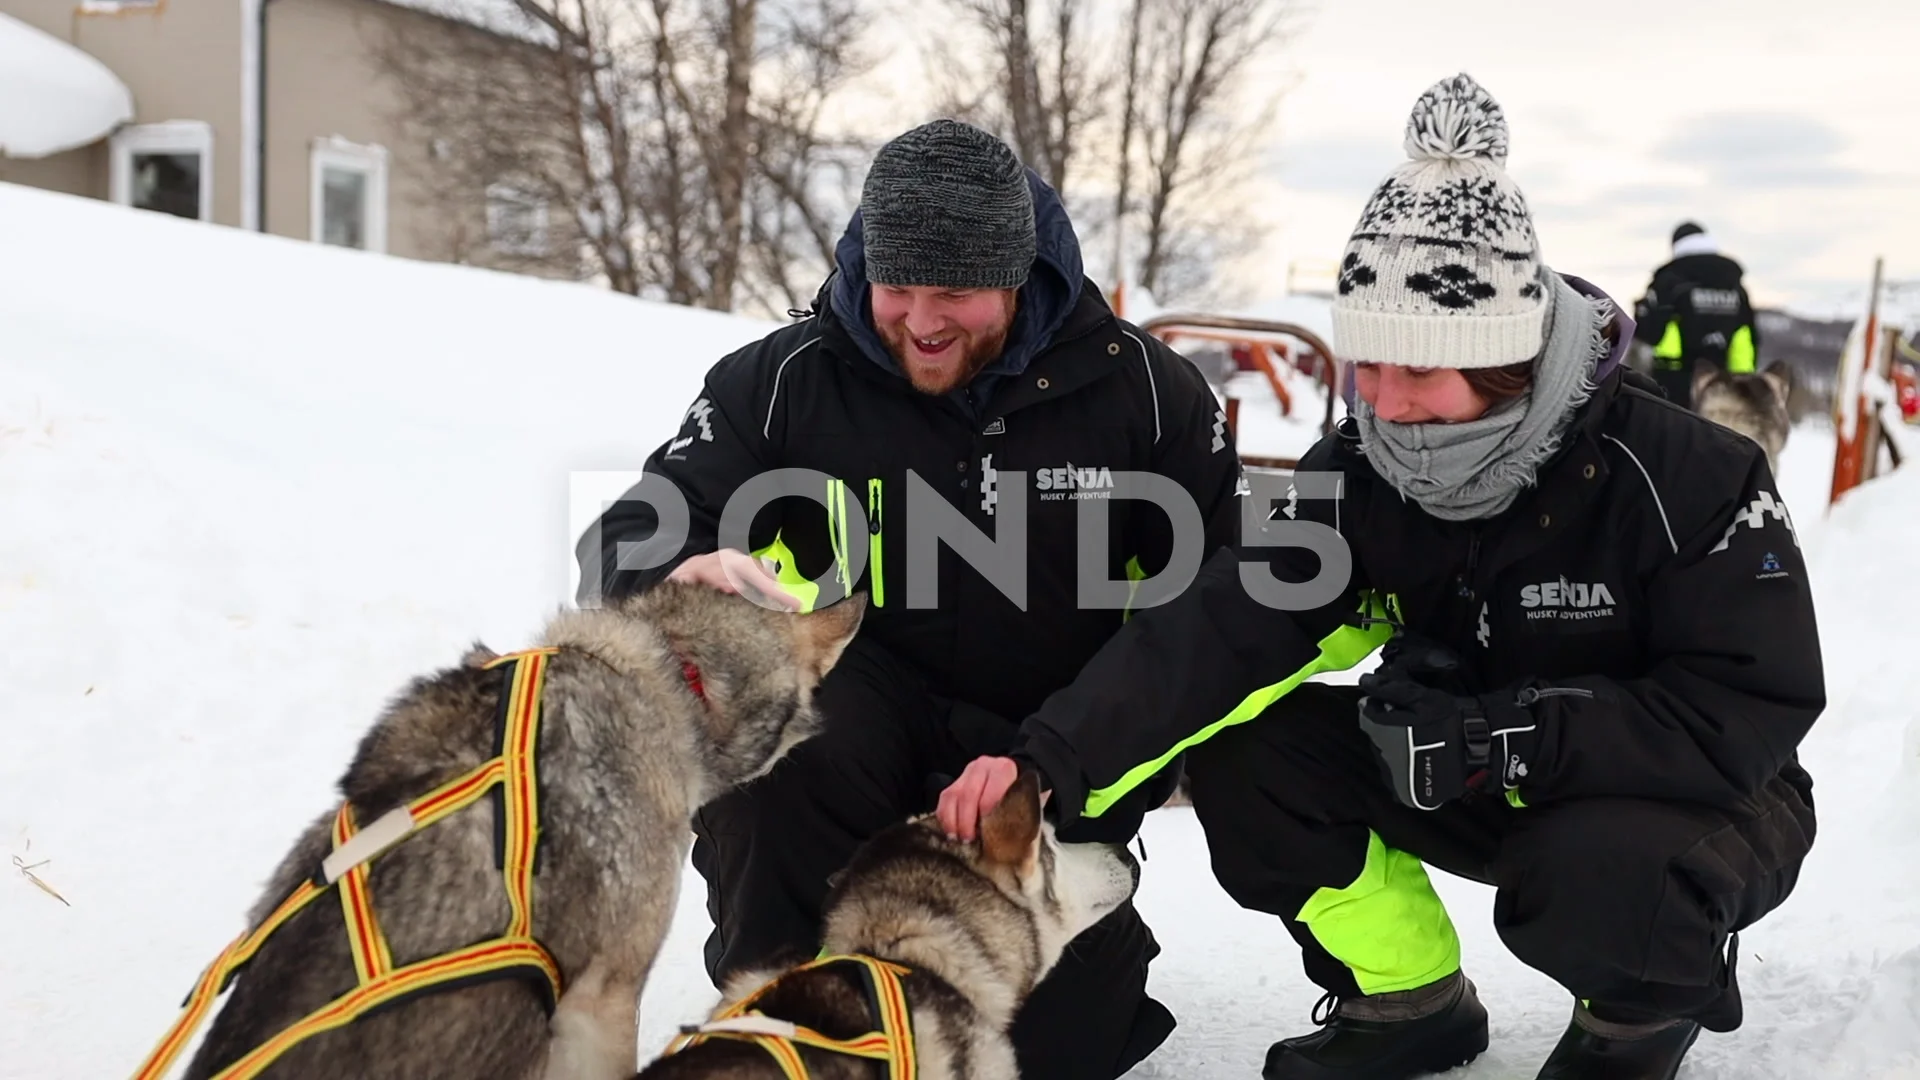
[936,73,1822,1080]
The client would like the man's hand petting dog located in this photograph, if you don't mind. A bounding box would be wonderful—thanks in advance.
[938,756,1050,842]
[668,548,800,610]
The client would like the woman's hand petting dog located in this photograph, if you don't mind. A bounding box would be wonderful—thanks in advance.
[668,548,801,610]
[938,756,1050,842]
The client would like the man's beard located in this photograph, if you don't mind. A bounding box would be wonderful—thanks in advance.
[879,322,1014,396]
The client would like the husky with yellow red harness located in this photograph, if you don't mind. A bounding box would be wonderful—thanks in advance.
[637,770,1138,1080]
[133,583,862,1080]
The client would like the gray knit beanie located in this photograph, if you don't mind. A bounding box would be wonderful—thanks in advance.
[861,119,1036,290]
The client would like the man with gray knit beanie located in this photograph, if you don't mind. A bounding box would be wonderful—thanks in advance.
[581,117,1243,1078]
[852,117,1048,400]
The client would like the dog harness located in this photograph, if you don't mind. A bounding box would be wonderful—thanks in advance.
[131,648,567,1080]
[664,953,917,1080]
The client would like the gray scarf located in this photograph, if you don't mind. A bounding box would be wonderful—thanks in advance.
[1355,270,1610,522]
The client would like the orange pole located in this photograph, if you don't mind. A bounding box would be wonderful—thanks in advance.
[1830,258,1884,508]
[1247,342,1294,417]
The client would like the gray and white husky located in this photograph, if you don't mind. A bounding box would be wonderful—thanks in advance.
[636,770,1140,1080]
[1694,360,1792,475]
[180,583,865,1080]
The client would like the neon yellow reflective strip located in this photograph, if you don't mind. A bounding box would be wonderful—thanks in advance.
[1081,594,1395,819]
[1654,320,1684,365]
[837,481,854,591]
[1728,325,1756,373]
[1506,789,1526,809]
[750,534,821,613]
[826,479,852,593]
[1297,830,1463,995]
[868,478,885,608]
[825,479,840,590]
[1121,555,1146,623]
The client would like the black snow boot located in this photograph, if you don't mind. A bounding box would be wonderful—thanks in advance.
[1262,970,1489,1080]
[1533,1002,1701,1080]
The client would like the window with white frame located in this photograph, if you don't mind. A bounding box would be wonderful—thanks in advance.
[486,184,550,257]
[310,138,389,253]
[110,121,213,221]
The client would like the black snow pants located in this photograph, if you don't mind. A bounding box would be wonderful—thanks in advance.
[1186,684,1816,1031]
[690,638,1178,1079]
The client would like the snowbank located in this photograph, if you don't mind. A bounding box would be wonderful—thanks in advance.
[0,181,770,1074]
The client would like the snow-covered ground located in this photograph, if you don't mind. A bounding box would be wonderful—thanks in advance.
[1226,365,1347,462]
[3,181,1914,1079]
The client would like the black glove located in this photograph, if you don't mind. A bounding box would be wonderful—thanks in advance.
[1357,637,1539,810]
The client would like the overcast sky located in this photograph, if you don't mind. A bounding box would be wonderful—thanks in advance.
[1238,0,1918,315]
[845,1,1915,316]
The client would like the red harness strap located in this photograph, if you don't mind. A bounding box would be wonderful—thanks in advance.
[681,660,707,702]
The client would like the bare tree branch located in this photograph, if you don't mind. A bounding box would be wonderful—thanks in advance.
[1110,0,1145,285]
[1131,0,1295,303]
[936,0,1102,191]
[929,0,1297,305]
[368,0,867,313]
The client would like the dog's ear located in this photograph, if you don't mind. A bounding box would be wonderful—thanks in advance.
[981,769,1043,875]
[790,594,867,683]
[460,641,499,668]
[1761,360,1792,403]
[1692,360,1720,402]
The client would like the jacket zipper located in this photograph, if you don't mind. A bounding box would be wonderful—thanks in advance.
[1517,686,1597,704]
[1457,530,1481,600]
[826,478,852,595]
[867,477,885,608]
[1455,528,1488,680]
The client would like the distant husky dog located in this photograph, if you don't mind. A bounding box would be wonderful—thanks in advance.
[180,583,864,1080]
[1694,360,1793,475]
[636,771,1139,1080]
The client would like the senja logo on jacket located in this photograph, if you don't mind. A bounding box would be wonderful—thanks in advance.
[1519,577,1617,620]
[1035,464,1115,498]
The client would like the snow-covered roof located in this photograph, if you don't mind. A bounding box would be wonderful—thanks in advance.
[374,0,557,45]
[0,14,134,159]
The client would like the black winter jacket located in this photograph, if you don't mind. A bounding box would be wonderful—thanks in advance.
[1633,252,1759,368]
[1020,364,1825,828]
[579,178,1243,727]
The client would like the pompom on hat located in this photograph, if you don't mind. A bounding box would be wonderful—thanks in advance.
[1332,73,1548,369]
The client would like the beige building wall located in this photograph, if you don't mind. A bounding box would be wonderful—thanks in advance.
[0,142,105,199]
[264,0,416,253]
[0,0,246,224]
[2,0,574,279]
[265,0,573,277]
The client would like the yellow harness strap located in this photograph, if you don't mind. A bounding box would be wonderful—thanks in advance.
[663,954,916,1080]
[130,648,564,1080]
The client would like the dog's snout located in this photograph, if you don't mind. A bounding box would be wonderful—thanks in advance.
[1116,843,1141,888]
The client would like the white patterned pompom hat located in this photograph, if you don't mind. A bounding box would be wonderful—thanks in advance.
[1332,73,1549,370]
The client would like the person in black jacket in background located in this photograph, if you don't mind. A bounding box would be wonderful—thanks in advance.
[940,75,1822,1080]
[578,118,1243,1078]
[1633,221,1763,409]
